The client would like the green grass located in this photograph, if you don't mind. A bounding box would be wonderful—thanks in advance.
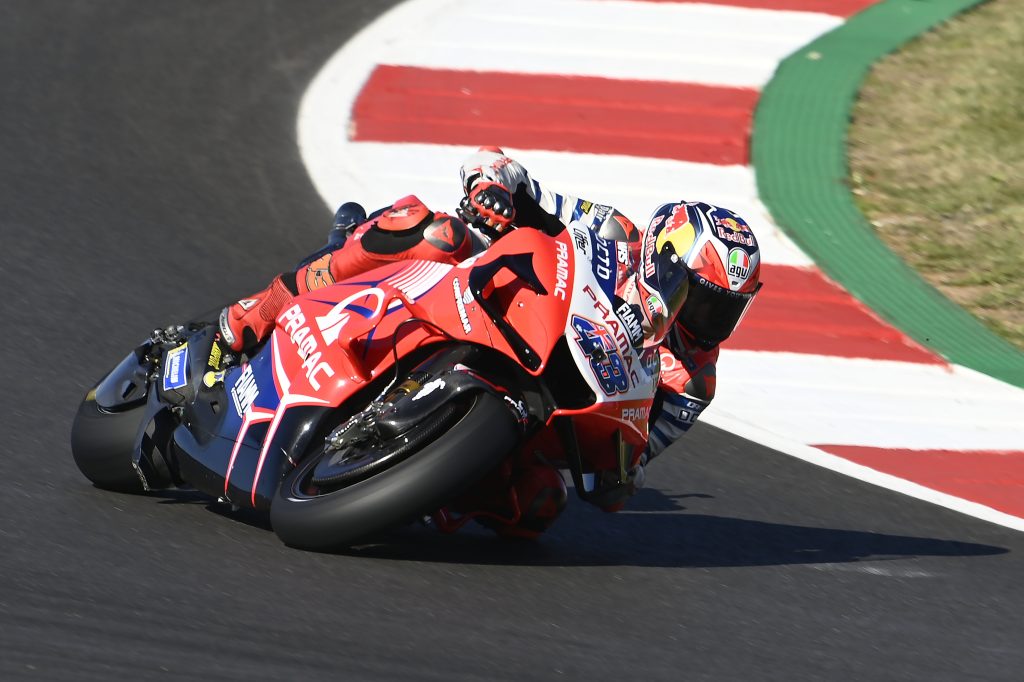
[848,0,1024,350]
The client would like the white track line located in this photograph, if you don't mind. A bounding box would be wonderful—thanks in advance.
[715,350,1024,451]
[702,409,1024,533]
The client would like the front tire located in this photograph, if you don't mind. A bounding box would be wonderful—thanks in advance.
[270,392,519,551]
[71,394,149,493]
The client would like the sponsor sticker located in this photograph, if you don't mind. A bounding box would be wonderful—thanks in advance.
[591,234,616,298]
[728,248,750,280]
[571,224,593,261]
[666,204,691,231]
[554,240,570,301]
[571,315,629,396]
[162,343,189,391]
[230,364,259,417]
[277,304,337,390]
[614,299,645,348]
[203,370,225,388]
[616,242,629,265]
[503,395,529,423]
[646,293,665,319]
[315,288,386,344]
[452,278,472,334]
[207,342,223,370]
[714,216,755,247]
[643,230,657,279]
[621,406,651,421]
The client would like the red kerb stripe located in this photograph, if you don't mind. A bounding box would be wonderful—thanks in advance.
[617,0,879,17]
[726,265,943,363]
[353,66,758,165]
[817,445,1024,519]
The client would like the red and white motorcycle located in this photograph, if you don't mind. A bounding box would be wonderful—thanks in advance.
[72,222,659,550]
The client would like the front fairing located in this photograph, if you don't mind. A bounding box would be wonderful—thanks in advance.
[171,323,352,508]
[557,226,660,437]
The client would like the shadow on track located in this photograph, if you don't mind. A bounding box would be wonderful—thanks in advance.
[145,486,1008,569]
[346,517,1008,569]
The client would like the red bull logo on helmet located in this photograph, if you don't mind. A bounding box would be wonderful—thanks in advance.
[714,215,755,247]
[666,204,691,231]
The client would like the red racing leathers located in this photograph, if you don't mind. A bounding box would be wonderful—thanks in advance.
[219,195,476,353]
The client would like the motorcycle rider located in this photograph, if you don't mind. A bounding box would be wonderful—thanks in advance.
[220,147,762,537]
[456,148,762,465]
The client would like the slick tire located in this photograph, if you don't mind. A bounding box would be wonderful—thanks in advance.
[71,396,147,493]
[271,392,518,551]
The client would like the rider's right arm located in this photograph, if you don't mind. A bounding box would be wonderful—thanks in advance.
[646,387,712,459]
[645,345,718,459]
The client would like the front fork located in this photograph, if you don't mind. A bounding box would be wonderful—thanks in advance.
[364,345,532,439]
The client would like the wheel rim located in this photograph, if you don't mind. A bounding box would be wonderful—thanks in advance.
[298,401,464,495]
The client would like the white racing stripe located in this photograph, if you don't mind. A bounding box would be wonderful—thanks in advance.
[364,0,841,87]
[713,350,1024,451]
[388,261,454,300]
[701,408,1024,533]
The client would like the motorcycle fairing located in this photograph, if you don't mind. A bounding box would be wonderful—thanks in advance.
[568,222,618,301]
[176,226,656,510]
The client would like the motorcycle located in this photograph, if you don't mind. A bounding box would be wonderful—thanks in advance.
[72,218,659,550]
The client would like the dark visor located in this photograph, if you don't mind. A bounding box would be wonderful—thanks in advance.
[677,273,761,350]
[654,244,691,326]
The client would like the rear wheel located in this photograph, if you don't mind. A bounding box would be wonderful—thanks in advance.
[270,392,518,551]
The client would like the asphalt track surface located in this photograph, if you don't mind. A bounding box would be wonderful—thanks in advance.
[3,3,1023,680]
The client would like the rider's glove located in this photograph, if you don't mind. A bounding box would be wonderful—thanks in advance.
[458,181,516,236]
[219,275,296,353]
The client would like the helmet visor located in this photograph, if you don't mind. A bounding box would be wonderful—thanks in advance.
[677,274,761,350]
[651,240,692,339]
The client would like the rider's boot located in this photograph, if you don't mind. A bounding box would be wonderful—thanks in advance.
[464,458,568,539]
[220,202,369,353]
[295,201,368,270]
[328,201,367,246]
[499,460,568,539]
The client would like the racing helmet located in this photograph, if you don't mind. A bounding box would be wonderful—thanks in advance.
[640,201,762,350]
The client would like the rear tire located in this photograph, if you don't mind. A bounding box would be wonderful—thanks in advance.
[270,392,518,551]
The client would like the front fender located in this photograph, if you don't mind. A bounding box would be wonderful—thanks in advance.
[375,345,529,440]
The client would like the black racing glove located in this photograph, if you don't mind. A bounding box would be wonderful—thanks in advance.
[458,181,516,237]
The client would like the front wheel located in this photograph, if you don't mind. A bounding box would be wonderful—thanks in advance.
[71,395,149,493]
[270,392,519,551]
